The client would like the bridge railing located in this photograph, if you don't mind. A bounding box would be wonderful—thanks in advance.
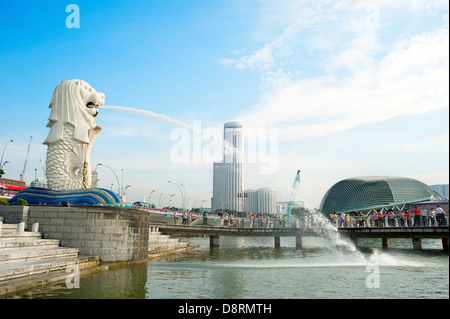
[205,216,300,229]
[329,213,448,228]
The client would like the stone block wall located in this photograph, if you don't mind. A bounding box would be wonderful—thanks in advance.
[0,206,29,225]
[25,206,149,262]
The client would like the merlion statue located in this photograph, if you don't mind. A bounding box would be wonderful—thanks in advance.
[43,79,104,191]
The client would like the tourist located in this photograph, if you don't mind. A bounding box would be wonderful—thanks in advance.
[203,211,208,225]
[358,211,365,227]
[373,211,380,227]
[188,211,193,225]
[182,211,187,225]
[388,210,395,227]
[329,212,335,224]
[420,208,428,227]
[224,213,229,227]
[429,208,437,227]
[338,212,344,228]
[399,210,405,227]
[173,210,177,225]
[345,213,350,228]
[229,214,233,226]
[405,209,411,226]
[436,205,445,226]
[412,206,421,226]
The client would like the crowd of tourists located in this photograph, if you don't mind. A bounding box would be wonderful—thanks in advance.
[328,205,448,228]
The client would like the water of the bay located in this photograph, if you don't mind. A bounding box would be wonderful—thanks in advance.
[8,236,449,299]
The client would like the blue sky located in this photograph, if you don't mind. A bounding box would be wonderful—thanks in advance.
[0,0,448,209]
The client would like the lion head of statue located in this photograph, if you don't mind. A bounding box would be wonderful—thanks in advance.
[43,79,105,145]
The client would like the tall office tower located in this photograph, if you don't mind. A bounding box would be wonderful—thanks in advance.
[211,162,225,212]
[244,189,257,214]
[224,122,244,212]
[211,121,244,212]
[243,188,277,216]
[256,188,277,216]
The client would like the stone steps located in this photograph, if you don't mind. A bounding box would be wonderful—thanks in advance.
[148,226,193,256]
[0,238,61,251]
[0,223,99,287]
[0,256,85,282]
[0,246,80,264]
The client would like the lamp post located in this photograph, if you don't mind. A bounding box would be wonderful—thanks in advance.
[148,189,155,202]
[1,139,13,170]
[168,194,175,207]
[181,183,186,208]
[122,185,131,202]
[161,193,175,207]
[98,163,120,198]
[168,180,185,209]
[158,192,164,208]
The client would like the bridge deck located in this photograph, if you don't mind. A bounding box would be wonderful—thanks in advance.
[157,224,449,250]
[158,224,301,237]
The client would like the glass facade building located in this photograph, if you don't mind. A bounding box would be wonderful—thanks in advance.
[320,176,444,213]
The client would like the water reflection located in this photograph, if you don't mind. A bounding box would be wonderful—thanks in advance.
[5,236,448,299]
[7,262,148,299]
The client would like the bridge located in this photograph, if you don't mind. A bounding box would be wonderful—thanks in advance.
[145,210,449,250]
[156,224,303,248]
[155,223,449,251]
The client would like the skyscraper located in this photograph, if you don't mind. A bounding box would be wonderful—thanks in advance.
[211,121,244,212]
[211,162,225,212]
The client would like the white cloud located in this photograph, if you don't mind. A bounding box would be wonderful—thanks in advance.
[383,133,449,151]
[236,22,449,141]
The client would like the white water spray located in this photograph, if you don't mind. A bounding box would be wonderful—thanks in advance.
[100,105,242,158]
[100,105,193,130]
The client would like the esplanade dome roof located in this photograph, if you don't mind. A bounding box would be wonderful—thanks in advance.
[320,176,444,213]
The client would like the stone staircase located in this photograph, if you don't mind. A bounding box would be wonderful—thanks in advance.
[0,223,100,296]
[148,226,194,258]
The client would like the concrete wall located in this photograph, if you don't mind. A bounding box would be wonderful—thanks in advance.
[1,205,150,262]
[0,206,29,225]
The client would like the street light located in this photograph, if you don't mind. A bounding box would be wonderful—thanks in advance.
[158,192,164,207]
[1,139,13,169]
[98,163,120,198]
[161,193,175,207]
[122,185,131,202]
[168,194,176,207]
[148,189,155,202]
[168,180,185,209]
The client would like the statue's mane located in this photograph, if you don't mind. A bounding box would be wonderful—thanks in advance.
[43,79,96,145]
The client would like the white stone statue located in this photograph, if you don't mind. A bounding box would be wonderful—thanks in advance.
[43,80,104,191]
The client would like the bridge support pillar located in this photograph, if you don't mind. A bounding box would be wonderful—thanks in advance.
[295,234,302,249]
[274,236,281,248]
[442,238,449,251]
[412,238,422,250]
[382,237,389,250]
[210,235,220,248]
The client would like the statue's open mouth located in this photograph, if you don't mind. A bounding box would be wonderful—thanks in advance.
[86,102,100,117]
[86,102,100,108]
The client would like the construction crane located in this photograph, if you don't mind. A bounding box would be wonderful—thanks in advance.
[286,170,301,217]
[19,136,32,181]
